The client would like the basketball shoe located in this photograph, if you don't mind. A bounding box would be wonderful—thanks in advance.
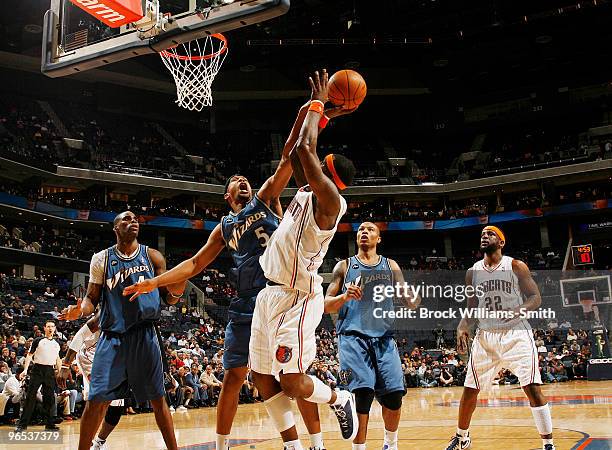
[544,445,556,450]
[329,390,358,441]
[444,432,471,450]
[90,438,108,450]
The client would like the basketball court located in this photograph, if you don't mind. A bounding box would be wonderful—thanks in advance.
[2,381,609,450]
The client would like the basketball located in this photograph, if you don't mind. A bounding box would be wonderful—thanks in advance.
[328,69,367,109]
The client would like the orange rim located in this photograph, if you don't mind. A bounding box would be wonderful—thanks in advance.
[160,33,228,61]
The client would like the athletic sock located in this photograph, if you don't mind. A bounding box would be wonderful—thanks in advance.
[284,439,304,450]
[309,432,324,449]
[304,376,333,404]
[352,444,366,450]
[543,438,554,445]
[456,427,469,438]
[94,437,106,445]
[384,429,398,447]
[531,404,553,436]
[216,433,229,450]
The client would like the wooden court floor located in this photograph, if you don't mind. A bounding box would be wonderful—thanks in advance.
[2,380,611,450]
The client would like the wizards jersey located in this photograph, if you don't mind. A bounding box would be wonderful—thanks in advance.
[99,244,160,334]
[221,194,281,299]
[337,255,395,338]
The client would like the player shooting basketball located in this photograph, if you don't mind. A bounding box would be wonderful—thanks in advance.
[444,226,555,450]
[122,99,356,450]
[247,68,360,448]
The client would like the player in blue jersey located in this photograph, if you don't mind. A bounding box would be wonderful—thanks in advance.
[60,211,186,450]
[123,100,356,450]
[325,222,420,450]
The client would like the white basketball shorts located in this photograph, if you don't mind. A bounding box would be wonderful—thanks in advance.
[249,285,324,379]
[464,328,542,391]
[77,353,124,406]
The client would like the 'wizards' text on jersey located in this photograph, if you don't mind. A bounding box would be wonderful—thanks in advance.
[100,244,160,334]
[221,195,281,296]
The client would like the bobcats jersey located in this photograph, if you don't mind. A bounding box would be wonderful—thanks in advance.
[77,329,101,379]
[221,194,281,296]
[471,255,529,331]
[337,255,394,337]
[260,186,347,295]
[99,244,161,333]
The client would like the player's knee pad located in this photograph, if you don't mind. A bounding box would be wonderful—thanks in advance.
[379,390,403,411]
[264,391,295,433]
[353,388,375,415]
[104,405,123,426]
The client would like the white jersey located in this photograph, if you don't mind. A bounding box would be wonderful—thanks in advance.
[76,329,101,380]
[471,255,530,331]
[260,186,347,295]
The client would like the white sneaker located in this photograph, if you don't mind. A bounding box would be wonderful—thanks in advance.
[90,440,108,450]
[329,390,358,441]
[169,406,175,413]
[176,405,188,412]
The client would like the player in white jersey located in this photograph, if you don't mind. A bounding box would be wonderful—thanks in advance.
[249,69,359,448]
[444,226,555,450]
[57,312,123,450]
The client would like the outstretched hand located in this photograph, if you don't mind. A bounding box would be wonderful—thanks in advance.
[309,69,329,104]
[58,298,83,322]
[122,278,158,302]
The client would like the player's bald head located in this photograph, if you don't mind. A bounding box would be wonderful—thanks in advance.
[113,211,136,227]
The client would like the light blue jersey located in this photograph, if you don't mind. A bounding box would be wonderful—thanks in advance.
[337,255,394,338]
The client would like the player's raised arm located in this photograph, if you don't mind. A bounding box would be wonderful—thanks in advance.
[388,259,420,310]
[123,224,225,301]
[324,259,362,313]
[456,268,478,354]
[513,259,542,311]
[257,101,311,204]
[291,69,355,230]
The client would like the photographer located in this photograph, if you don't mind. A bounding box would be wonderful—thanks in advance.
[15,320,62,431]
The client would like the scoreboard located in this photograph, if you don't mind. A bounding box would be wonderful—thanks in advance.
[572,244,595,266]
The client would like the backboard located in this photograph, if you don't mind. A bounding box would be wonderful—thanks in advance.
[42,0,290,77]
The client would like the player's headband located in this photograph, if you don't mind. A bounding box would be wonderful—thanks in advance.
[483,226,505,243]
[324,154,347,191]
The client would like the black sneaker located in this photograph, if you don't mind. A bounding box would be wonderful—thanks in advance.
[544,445,556,450]
[444,433,471,450]
[329,390,358,441]
[14,426,27,432]
[45,424,60,430]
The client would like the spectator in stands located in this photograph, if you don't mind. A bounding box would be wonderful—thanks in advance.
[439,367,454,387]
[1,366,24,423]
[185,363,207,407]
[200,365,222,406]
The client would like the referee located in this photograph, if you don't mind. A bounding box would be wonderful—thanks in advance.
[15,320,62,431]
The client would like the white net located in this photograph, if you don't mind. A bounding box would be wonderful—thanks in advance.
[159,34,228,112]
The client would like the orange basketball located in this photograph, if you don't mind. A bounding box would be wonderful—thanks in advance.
[328,69,367,109]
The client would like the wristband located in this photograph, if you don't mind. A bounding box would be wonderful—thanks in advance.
[308,100,325,115]
[318,114,330,129]
[61,364,70,370]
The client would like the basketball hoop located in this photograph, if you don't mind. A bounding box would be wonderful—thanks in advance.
[159,33,228,112]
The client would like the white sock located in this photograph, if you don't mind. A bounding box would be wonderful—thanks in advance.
[284,439,304,450]
[95,437,106,444]
[352,444,366,450]
[304,376,333,404]
[531,404,553,436]
[384,429,398,446]
[543,438,554,445]
[456,427,469,438]
[309,432,324,449]
[216,433,229,450]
